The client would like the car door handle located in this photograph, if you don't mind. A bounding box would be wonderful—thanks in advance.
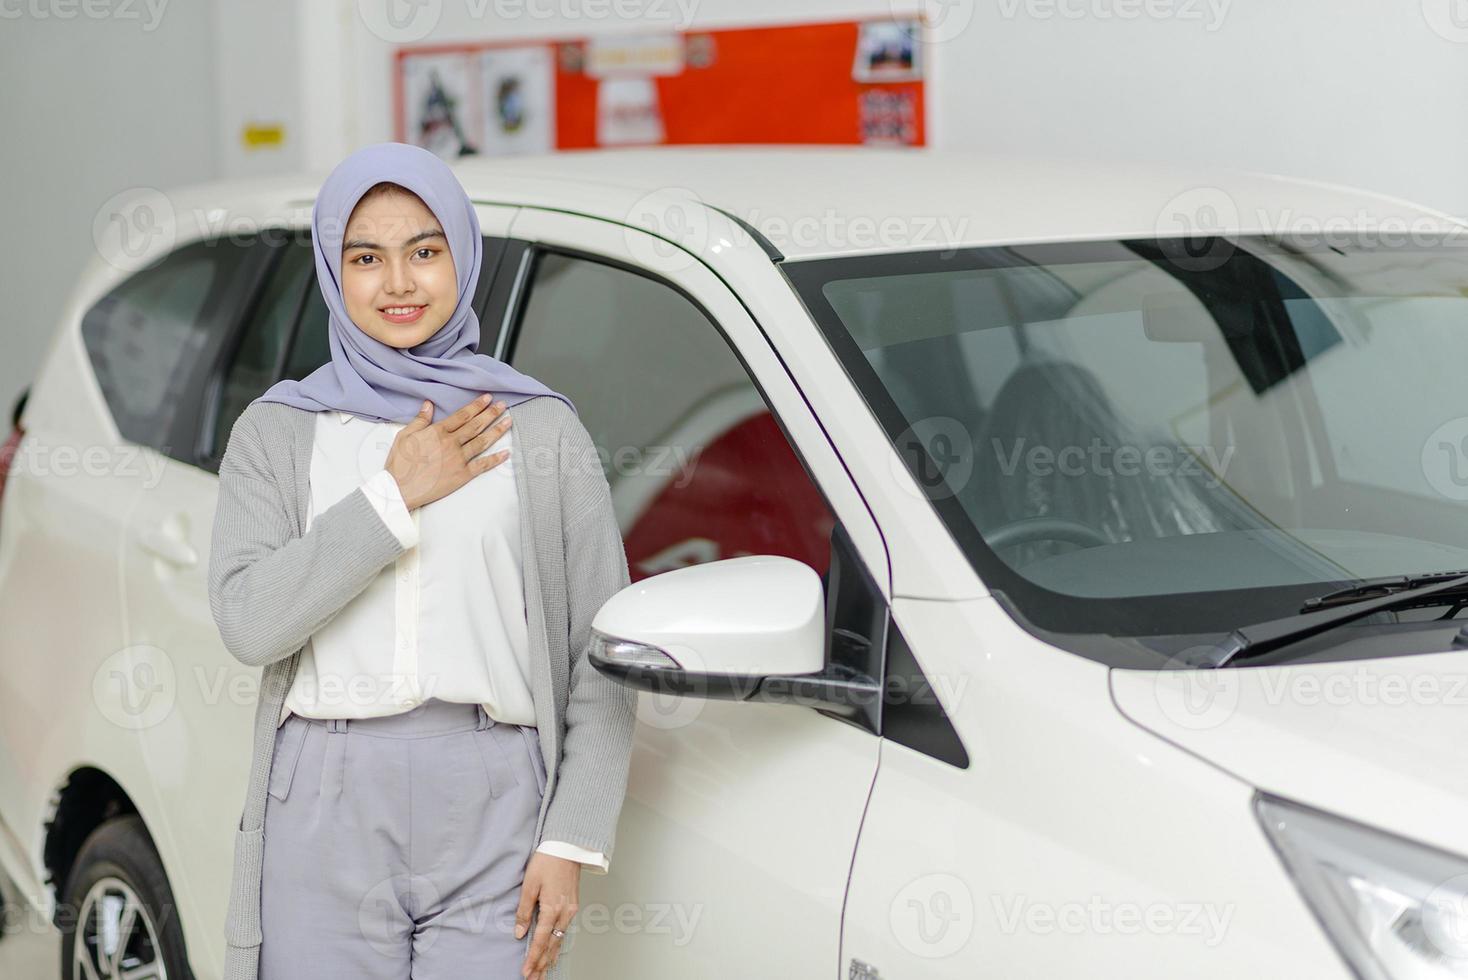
[137,522,198,568]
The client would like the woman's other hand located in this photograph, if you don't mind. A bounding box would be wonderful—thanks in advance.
[385,395,512,511]
[515,851,581,979]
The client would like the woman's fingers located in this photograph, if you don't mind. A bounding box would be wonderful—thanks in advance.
[454,398,507,446]
[403,399,432,431]
[523,898,576,979]
[441,392,494,434]
[514,872,540,941]
[462,412,512,460]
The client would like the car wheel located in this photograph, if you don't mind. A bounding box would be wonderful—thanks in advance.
[59,814,193,980]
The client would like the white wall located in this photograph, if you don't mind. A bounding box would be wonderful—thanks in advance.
[927,0,1468,219]
[0,0,218,426]
[5,0,1468,423]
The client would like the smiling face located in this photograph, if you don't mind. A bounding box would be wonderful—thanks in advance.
[339,184,458,349]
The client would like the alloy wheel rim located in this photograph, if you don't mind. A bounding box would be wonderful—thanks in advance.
[73,875,167,980]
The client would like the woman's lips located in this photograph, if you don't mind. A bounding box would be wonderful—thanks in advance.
[380,305,426,324]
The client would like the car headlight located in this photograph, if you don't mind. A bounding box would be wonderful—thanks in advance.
[1258,794,1468,979]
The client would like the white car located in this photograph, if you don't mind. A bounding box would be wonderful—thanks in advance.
[4,145,1468,980]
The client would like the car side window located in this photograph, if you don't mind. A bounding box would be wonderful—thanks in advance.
[507,250,836,582]
[210,235,316,457]
[81,238,256,454]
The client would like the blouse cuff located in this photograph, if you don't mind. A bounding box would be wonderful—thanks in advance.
[536,840,609,875]
[359,468,418,549]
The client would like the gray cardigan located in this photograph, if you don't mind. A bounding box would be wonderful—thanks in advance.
[207,395,635,980]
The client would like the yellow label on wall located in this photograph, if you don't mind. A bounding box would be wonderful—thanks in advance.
[242,124,285,149]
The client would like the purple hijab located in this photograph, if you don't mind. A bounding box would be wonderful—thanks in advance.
[252,141,573,423]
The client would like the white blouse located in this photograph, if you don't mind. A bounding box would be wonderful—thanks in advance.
[279,408,608,874]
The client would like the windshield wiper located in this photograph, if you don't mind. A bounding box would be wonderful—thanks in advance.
[1300,569,1468,612]
[1206,569,1468,668]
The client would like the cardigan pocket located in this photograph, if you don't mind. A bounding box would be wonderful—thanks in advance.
[266,715,308,802]
[471,724,522,799]
[224,822,265,947]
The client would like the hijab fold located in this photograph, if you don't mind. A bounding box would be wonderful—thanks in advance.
[253,141,573,423]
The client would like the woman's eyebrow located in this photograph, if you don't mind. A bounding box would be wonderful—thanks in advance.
[342,228,447,251]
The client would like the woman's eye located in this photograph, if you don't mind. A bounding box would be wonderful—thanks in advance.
[415,247,436,260]
[351,254,376,266]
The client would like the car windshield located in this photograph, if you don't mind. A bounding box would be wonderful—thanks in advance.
[784,233,1468,659]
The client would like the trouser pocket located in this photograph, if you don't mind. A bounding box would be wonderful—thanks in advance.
[519,726,547,796]
[267,717,309,803]
[471,723,522,799]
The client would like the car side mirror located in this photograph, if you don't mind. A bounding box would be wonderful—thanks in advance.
[588,555,880,712]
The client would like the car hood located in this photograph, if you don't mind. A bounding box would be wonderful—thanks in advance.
[1110,649,1468,856]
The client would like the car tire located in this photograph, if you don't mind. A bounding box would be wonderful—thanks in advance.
[58,814,193,980]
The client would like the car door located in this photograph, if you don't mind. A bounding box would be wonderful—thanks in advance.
[117,227,314,972]
[120,209,520,974]
[0,231,262,920]
[500,208,887,979]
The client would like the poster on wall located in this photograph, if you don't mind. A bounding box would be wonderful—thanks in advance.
[401,53,480,158]
[852,20,921,82]
[478,46,555,155]
[394,18,926,158]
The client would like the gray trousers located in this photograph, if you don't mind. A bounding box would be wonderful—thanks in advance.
[259,697,546,979]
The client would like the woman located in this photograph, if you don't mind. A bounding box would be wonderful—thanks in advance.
[207,141,636,980]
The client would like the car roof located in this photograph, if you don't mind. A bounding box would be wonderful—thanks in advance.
[166,146,1468,261]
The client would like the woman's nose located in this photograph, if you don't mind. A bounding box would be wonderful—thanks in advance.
[385,260,415,295]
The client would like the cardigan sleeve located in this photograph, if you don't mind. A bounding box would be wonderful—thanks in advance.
[207,409,412,669]
[537,414,638,858]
